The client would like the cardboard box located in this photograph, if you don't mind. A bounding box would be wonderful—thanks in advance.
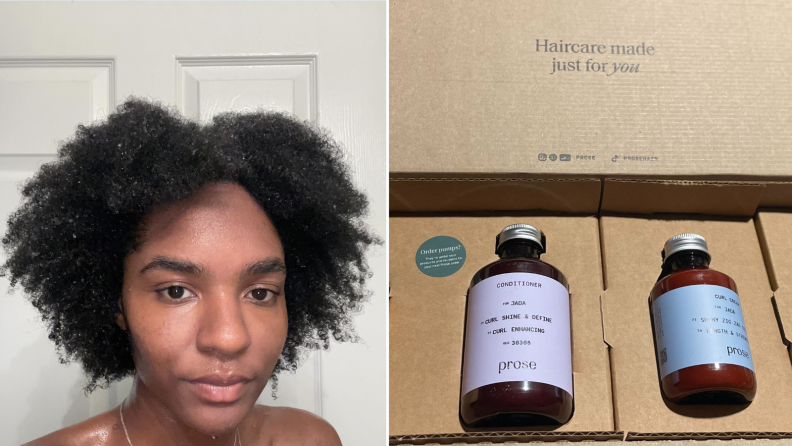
[389,0,792,443]
[389,212,792,443]
[600,215,792,435]
[390,0,792,213]
[756,212,792,363]
[390,216,615,442]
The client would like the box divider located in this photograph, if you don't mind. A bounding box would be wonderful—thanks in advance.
[771,296,791,347]
[597,213,608,291]
[755,214,779,292]
[625,432,792,440]
[755,212,792,348]
[606,318,619,433]
[388,431,626,444]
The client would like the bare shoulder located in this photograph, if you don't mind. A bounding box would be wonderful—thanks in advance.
[248,405,342,446]
[22,409,123,446]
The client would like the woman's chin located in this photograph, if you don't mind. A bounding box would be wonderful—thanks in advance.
[180,402,251,435]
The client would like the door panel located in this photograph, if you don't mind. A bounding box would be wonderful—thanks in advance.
[177,56,317,122]
[0,60,113,154]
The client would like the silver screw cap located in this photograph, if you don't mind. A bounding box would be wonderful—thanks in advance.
[662,233,710,262]
[496,223,546,254]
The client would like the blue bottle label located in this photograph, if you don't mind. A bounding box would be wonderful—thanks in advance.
[652,284,754,378]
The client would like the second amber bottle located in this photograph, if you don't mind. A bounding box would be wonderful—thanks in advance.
[650,233,756,404]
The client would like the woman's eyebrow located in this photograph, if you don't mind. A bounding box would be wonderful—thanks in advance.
[139,256,205,276]
[239,258,287,279]
[138,256,285,278]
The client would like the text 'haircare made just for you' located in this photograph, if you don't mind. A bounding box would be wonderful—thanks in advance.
[536,39,656,76]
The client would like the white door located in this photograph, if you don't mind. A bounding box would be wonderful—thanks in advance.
[0,3,386,445]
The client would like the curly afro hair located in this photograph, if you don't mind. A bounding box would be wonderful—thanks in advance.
[0,97,379,392]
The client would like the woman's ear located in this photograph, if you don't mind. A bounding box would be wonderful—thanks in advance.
[116,298,127,331]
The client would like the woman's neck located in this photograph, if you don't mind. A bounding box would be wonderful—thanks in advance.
[120,375,244,446]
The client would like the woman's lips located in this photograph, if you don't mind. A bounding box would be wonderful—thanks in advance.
[186,375,252,403]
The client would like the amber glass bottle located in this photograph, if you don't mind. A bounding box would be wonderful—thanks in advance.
[459,224,573,428]
[650,233,756,404]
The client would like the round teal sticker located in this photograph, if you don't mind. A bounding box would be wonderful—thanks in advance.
[415,236,466,277]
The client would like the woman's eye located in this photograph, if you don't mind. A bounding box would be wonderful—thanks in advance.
[248,288,275,302]
[160,285,195,300]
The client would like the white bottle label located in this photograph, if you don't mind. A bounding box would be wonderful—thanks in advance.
[652,284,754,378]
[461,272,573,397]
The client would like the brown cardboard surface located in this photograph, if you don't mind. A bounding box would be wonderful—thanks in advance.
[390,0,792,177]
[389,215,612,437]
[760,184,792,209]
[755,212,792,347]
[600,216,792,433]
[391,440,792,446]
[389,435,792,445]
[601,180,764,217]
[389,177,792,217]
[627,435,792,441]
[390,177,601,213]
[389,1,792,440]
[389,431,623,445]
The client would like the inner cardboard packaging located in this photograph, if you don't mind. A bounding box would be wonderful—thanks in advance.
[389,182,792,444]
[600,215,792,433]
[390,216,611,437]
[757,212,792,366]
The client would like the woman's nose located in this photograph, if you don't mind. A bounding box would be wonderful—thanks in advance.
[195,289,252,358]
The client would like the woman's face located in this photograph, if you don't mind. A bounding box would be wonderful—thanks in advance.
[120,182,288,434]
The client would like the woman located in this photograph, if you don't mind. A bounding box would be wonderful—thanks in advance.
[1,98,377,445]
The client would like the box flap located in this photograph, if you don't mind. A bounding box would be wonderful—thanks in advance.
[601,179,764,217]
[391,0,792,178]
[389,177,601,213]
[760,183,792,209]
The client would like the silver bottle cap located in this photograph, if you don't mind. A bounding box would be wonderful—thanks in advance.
[662,233,710,262]
[495,223,546,254]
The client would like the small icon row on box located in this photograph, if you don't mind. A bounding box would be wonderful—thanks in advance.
[538,153,571,161]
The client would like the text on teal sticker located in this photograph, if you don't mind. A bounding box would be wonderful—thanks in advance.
[415,235,466,277]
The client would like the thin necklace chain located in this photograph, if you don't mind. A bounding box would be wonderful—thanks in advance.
[120,397,240,446]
